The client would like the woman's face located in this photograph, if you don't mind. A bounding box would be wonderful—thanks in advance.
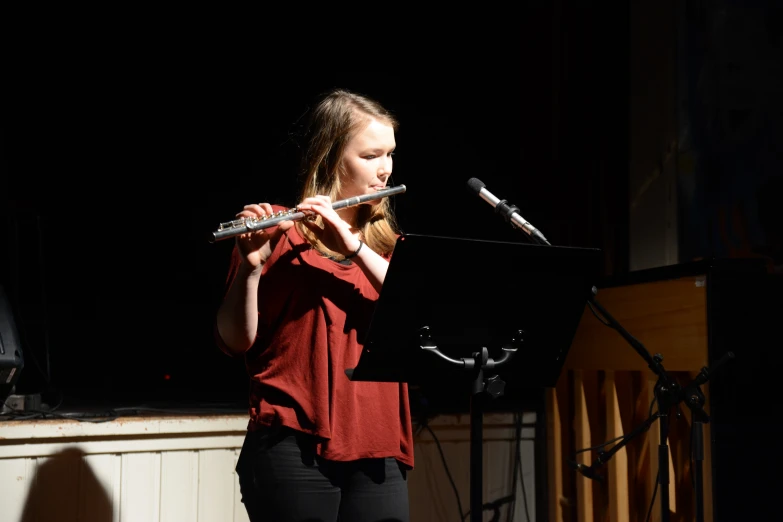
[339,117,396,200]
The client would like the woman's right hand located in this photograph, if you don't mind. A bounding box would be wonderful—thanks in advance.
[235,203,294,268]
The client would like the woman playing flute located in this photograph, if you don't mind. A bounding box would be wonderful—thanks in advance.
[214,87,412,522]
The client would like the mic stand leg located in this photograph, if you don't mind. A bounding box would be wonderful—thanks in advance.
[681,351,732,522]
[693,420,704,522]
[656,387,672,522]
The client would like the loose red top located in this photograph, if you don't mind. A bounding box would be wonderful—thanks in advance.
[215,207,414,468]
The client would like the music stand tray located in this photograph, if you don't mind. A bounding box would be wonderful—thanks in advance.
[346,232,602,522]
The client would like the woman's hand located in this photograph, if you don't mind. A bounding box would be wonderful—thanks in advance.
[234,203,294,268]
[297,196,361,255]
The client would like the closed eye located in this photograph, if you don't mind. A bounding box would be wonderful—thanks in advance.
[364,152,395,160]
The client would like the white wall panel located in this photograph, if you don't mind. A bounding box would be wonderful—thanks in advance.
[120,452,161,522]
[159,451,199,522]
[0,412,537,522]
[197,449,238,522]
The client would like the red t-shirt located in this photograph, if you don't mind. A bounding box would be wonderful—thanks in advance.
[215,207,414,468]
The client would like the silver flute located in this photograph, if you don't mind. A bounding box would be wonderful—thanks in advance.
[209,184,407,243]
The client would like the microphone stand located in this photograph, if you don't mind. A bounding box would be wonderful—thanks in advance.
[505,217,684,515]
[499,216,730,520]
[587,293,681,521]
[588,290,733,522]
[475,191,733,519]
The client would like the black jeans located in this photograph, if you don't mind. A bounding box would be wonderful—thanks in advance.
[236,426,410,522]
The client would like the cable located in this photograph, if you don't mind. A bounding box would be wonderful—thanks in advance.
[587,300,611,326]
[515,443,532,522]
[415,411,537,522]
[422,422,465,520]
[507,411,532,522]
[0,402,246,422]
[0,404,118,423]
[572,434,626,456]
[506,412,521,522]
[460,411,536,522]
[571,398,657,463]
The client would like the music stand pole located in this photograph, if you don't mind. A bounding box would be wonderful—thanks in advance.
[470,348,487,522]
[693,419,705,522]
[420,327,521,522]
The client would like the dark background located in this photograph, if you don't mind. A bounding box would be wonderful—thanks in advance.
[2,10,629,408]
[2,0,781,421]
[1,68,570,406]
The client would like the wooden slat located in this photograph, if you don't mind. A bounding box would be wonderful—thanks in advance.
[645,377,662,522]
[546,387,563,522]
[605,371,629,522]
[573,371,594,522]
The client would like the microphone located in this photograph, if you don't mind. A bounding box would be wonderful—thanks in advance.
[567,460,605,483]
[466,178,550,245]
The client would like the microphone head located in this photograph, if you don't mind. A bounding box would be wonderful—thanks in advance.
[467,177,485,194]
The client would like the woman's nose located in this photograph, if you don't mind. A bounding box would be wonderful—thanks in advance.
[379,157,392,177]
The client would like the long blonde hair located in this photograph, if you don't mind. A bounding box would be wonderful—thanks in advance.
[294,88,400,259]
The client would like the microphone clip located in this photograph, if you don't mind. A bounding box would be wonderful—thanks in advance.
[494,199,520,224]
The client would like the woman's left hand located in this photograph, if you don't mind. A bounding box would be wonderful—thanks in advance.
[297,195,361,256]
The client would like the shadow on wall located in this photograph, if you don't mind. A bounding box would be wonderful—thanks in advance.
[20,447,112,522]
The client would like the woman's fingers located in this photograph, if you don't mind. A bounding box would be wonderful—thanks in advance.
[238,202,273,218]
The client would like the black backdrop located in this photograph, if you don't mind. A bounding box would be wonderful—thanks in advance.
[0,5,668,420]
[1,69,566,410]
[4,6,631,411]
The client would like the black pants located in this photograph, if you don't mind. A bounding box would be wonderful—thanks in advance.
[236,426,410,522]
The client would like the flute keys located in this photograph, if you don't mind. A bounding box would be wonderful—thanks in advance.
[217,218,245,231]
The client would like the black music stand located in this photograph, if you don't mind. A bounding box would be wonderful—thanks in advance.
[346,233,602,522]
